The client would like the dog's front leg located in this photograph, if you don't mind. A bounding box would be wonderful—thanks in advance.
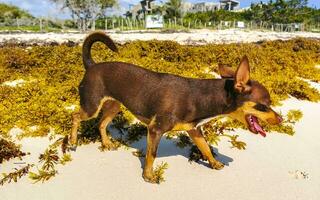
[143,128,162,183]
[143,115,174,183]
[187,129,224,170]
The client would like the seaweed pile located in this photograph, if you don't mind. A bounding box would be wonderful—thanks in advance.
[0,38,319,183]
[1,38,318,139]
[0,138,26,164]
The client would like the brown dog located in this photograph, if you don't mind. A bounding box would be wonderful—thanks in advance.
[70,31,282,183]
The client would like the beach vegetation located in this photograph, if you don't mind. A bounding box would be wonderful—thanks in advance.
[0,164,34,186]
[0,138,27,164]
[153,162,169,183]
[0,38,318,183]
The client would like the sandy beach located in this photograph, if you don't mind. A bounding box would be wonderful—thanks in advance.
[0,29,320,45]
[0,31,320,200]
[1,96,320,200]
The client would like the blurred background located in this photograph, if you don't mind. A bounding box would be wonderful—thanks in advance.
[0,0,319,33]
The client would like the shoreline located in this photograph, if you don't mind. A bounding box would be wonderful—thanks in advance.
[0,29,320,45]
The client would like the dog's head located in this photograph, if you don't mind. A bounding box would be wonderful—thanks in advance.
[219,56,283,137]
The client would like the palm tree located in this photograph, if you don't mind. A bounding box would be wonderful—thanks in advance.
[165,0,183,19]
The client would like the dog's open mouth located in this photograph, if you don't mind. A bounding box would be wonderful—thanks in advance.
[246,115,266,137]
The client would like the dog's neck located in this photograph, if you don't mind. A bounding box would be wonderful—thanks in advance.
[192,79,237,121]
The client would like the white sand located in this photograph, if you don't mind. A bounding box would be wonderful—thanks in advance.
[0,29,320,45]
[1,79,26,87]
[1,95,320,199]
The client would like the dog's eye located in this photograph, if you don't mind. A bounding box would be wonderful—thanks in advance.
[253,103,269,112]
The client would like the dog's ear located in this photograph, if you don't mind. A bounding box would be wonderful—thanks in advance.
[218,64,235,78]
[234,56,251,93]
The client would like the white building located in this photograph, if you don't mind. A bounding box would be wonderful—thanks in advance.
[220,0,240,11]
[181,0,240,13]
[128,0,158,20]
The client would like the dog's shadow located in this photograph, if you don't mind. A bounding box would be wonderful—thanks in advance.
[108,125,233,170]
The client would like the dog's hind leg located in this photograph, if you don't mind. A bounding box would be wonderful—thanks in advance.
[70,96,109,150]
[98,100,121,150]
[70,108,90,150]
[187,129,224,170]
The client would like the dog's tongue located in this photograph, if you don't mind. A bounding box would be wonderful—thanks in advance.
[251,116,266,137]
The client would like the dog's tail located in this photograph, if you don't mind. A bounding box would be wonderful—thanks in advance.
[82,31,118,69]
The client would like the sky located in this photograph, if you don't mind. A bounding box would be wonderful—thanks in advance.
[0,0,319,19]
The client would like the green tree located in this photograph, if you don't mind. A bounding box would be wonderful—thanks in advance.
[165,0,183,19]
[51,0,117,31]
[181,0,319,27]
[310,8,320,23]
[184,11,212,23]
[183,10,247,24]
[0,3,33,23]
[247,0,313,23]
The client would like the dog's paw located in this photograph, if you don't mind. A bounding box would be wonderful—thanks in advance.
[211,161,224,170]
[142,172,159,184]
[99,142,119,151]
[69,145,77,152]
